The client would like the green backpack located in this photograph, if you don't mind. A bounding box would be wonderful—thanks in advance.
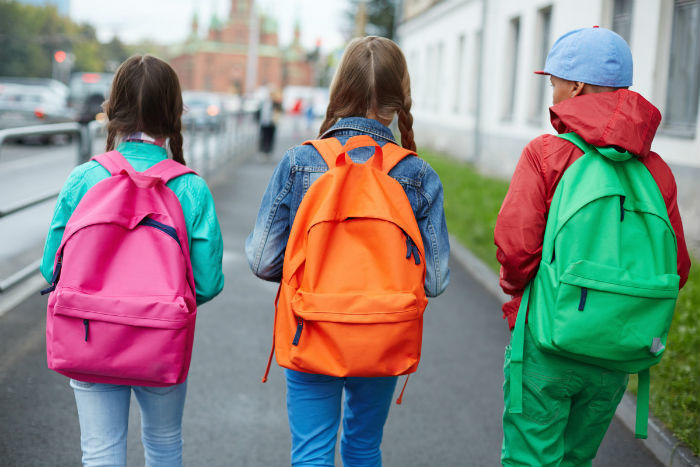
[509,132,680,439]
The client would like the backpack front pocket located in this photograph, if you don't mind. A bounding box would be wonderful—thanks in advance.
[48,289,193,385]
[551,260,679,367]
[288,290,422,376]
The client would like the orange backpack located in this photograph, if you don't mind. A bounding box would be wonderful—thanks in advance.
[262,135,428,384]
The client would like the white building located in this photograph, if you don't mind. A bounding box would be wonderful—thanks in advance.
[397,0,700,249]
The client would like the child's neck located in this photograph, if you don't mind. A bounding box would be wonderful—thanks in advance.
[365,112,392,127]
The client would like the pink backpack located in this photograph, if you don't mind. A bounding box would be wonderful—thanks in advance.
[44,151,197,386]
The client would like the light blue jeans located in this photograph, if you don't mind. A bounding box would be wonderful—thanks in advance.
[285,369,398,467]
[70,379,187,467]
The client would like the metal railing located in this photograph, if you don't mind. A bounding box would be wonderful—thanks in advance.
[184,110,258,176]
[0,110,258,294]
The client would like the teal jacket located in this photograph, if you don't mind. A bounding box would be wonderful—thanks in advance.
[41,141,225,305]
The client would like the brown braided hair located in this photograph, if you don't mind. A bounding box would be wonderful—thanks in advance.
[103,54,186,165]
[319,36,416,151]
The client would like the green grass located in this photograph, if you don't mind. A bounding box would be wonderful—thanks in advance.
[422,151,509,271]
[423,149,700,455]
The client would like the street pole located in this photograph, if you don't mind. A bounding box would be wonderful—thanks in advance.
[245,0,259,95]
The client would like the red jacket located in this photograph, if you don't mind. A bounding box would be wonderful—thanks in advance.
[494,90,691,329]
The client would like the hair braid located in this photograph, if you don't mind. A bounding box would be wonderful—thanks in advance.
[398,95,416,152]
[170,118,186,165]
[106,128,117,152]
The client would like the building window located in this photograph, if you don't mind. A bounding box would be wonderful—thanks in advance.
[410,50,420,110]
[504,16,521,120]
[435,42,444,112]
[612,0,634,44]
[664,0,700,137]
[531,6,552,122]
[425,44,433,111]
[469,29,481,115]
[454,34,465,114]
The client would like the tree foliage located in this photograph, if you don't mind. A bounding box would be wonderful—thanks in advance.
[0,0,130,78]
[345,0,397,40]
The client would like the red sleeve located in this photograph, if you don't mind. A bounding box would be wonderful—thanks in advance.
[641,153,691,288]
[494,137,548,326]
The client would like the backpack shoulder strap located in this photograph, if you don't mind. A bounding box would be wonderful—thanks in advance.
[92,151,135,176]
[557,132,634,162]
[379,143,417,174]
[507,282,530,415]
[143,159,197,183]
[557,132,593,153]
[304,138,344,169]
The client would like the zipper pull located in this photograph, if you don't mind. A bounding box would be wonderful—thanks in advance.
[578,288,588,311]
[405,235,412,259]
[83,319,89,342]
[412,244,421,265]
[41,259,62,295]
[620,196,625,221]
[292,318,303,346]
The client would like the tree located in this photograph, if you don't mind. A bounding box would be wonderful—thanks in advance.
[0,1,131,78]
[345,0,398,40]
[101,37,130,72]
[0,1,49,77]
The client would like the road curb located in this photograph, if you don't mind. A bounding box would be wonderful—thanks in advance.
[448,234,700,467]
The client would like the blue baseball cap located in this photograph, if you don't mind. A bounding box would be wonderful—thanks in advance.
[535,26,633,87]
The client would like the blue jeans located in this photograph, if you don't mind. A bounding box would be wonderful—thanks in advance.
[70,379,187,467]
[285,369,398,467]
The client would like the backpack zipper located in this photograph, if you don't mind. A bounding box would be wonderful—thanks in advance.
[41,257,62,295]
[139,218,181,248]
[292,318,304,346]
[83,319,89,341]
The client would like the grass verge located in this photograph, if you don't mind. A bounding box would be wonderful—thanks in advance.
[422,149,700,455]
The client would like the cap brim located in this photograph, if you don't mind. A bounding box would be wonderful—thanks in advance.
[534,70,549,75]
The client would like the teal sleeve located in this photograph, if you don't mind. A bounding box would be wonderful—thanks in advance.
[40,167,82,283]
[187,180,225,305]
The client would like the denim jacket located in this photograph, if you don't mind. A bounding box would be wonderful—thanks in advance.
[245,117,450,297]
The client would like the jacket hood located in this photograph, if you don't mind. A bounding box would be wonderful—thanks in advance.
[549,90,662,157]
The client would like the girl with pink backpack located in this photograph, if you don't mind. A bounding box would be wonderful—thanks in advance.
[41,55,224,467]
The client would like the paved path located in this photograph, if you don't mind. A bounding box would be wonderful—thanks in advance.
[0,121,661,466]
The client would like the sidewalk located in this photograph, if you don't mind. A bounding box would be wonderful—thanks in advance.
[0,122,663,466]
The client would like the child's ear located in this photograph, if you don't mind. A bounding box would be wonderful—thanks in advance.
[571,81,585,98]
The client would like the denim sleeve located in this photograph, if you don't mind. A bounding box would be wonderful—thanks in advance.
[417,162,450,297]
[187,179,225,306]
[245,149,294,282]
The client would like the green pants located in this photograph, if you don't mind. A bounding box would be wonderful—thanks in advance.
[502,328,628,467]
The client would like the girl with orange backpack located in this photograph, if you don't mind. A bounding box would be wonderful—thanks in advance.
[246,36,450,467]
[41,55,224,467]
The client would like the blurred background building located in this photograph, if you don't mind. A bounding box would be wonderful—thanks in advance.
[397,0,700,248]
[169,0,316,94]
[398,0,700,173]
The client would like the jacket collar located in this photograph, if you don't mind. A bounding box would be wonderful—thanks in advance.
[116,141,168,161]
[321,117,397,144]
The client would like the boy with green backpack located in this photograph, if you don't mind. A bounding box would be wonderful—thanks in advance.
[495,27,691,466]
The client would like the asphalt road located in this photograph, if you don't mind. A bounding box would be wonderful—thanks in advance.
[0,120,661,466]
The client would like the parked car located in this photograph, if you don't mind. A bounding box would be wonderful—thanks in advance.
[0,77,69,102]
[68,72,113,123]
[182,91,225,131]
[0,82,74,143]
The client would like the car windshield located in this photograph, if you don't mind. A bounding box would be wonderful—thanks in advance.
[68,73,113,100]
